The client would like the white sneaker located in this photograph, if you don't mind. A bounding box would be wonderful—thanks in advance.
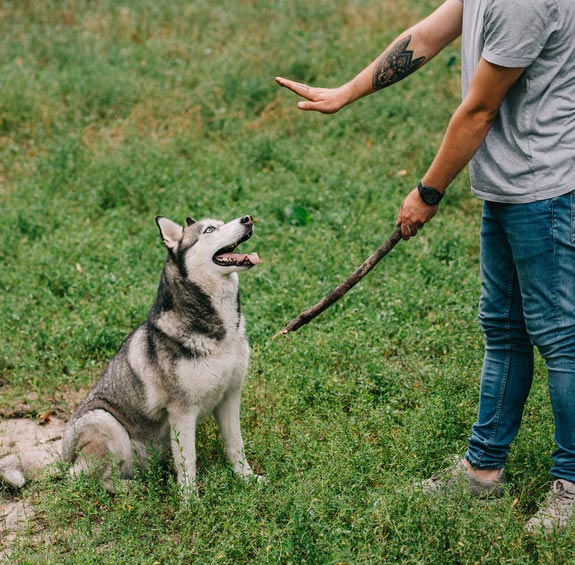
[421,457,505,498]
[526,479,575,534]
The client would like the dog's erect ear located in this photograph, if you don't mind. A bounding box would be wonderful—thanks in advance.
[156,216,183,251]
[186,217,196,226]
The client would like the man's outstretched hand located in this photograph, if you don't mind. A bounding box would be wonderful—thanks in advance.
[275,77,350,114]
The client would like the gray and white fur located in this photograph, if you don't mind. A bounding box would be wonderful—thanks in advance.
[61,214,261,492]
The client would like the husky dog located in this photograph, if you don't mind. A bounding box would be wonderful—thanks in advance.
[62,215,261,492]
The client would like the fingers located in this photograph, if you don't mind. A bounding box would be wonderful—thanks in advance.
[275,76,317,111]
[397,222,422,240]
[396,187,438,239]
[297,100,324,112]
[275,76,313,99]
[275,76,341,113]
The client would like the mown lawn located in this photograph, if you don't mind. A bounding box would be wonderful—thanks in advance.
[1,1,572,562]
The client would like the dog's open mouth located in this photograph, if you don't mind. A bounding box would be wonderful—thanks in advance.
[213,232,261,268]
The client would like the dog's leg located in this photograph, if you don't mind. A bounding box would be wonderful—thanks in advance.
[0,454,26,489]
[214,389,260,481]
[169,410,199,494]
[63,410,134,492]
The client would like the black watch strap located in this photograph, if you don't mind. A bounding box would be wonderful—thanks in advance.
[417,181,444,206]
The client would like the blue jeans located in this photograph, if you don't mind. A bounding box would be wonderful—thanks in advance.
[465,191,575,482]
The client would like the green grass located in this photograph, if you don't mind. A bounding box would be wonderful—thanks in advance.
[1,0,572,562]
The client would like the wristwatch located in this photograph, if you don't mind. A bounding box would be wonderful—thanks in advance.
[417,181,444,206]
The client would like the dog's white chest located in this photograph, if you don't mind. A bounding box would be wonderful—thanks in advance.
[173,333,249,417]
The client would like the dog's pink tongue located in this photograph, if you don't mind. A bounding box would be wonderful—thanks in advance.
[245,252,261,265]
[217,252,261,265]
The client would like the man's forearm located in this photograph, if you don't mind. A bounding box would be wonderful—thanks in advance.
[342,0,463,105]
[422,59,525,192]
[275,0,462,114]
[421,104,494,191]
[372,34,426,90]
[396,104,493,240]
[341,33,431,106]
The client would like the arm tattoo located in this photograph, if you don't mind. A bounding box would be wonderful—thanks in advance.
[372,35,426,90]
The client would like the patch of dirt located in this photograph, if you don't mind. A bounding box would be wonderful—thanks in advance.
[1,416,66,558]
[0,384,87,420]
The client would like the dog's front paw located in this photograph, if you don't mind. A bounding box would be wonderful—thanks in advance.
[177,482,200,510]
[241,472,266,486]
[177,477,199,499]
[103,478,133,495]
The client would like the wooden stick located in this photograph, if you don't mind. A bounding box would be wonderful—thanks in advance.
[272,227,403,339]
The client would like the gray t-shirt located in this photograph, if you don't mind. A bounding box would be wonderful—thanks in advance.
[461,0,575,203]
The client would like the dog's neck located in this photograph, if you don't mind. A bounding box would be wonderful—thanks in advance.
[148,261,243,349]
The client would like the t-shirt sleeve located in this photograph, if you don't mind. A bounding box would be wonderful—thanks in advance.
[482,0,559,68]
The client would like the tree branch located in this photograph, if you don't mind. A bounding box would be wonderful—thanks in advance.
[272,227,402,339]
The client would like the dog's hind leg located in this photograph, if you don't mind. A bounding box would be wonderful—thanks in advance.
[214,389,260,481]
[0,454,26,489]
[62,410,134,492]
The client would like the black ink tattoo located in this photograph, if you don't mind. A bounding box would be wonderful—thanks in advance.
[372,35,426,90]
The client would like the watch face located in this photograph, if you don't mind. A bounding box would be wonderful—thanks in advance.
[418,184,443,205]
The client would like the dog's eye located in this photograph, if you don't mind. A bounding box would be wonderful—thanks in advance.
[204,226,215,234]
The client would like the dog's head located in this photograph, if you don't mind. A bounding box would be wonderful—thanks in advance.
[156,215,260,276]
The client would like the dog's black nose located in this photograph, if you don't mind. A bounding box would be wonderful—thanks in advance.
[240,216,253,225]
